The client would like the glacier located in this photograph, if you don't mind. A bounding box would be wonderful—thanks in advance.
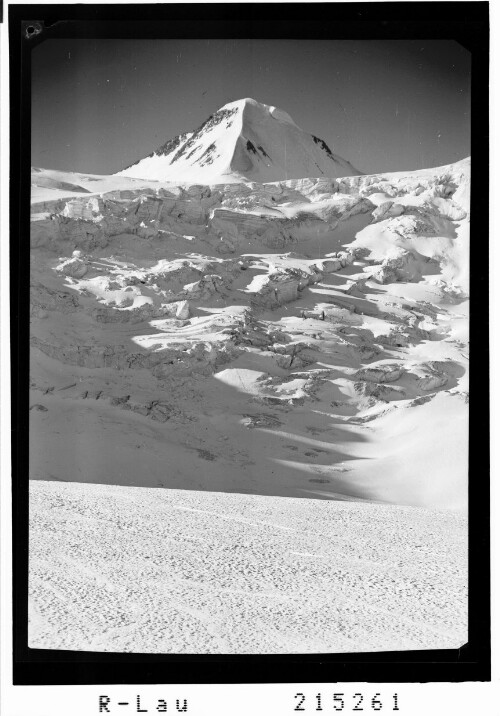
[28,99,469,654]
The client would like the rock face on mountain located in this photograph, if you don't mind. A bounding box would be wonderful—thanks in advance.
[116,98,362,184]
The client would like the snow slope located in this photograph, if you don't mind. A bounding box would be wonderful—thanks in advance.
[29,481,467,653]
[115,98,362,183]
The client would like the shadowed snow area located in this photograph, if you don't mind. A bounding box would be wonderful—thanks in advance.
[29,481,467,653]
[29,100,469,652]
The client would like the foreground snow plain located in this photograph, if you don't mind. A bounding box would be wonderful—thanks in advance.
[29,156,470,652]
[29,481,467,653]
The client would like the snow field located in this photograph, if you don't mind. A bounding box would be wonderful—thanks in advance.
[29,481,467,653]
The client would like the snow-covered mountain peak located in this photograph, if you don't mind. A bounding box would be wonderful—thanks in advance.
[221,98,301,129]
[116,98,361,184]
[268,105,301,128]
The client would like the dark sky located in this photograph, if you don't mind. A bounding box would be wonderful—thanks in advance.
[31,39,471,176]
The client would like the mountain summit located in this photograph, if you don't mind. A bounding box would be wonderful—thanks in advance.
[116,98,362,183]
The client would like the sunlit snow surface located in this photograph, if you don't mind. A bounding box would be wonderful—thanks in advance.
[29,482,467,653]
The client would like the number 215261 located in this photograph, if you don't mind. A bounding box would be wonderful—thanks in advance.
[294,693,400,712]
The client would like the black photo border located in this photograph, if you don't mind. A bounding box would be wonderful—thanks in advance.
[10,1,490,686]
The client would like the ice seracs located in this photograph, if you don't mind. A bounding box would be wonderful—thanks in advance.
[30,154,470,510]
[116,98,362,183]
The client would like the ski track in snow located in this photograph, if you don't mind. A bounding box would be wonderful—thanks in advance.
[29,481,467,653]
